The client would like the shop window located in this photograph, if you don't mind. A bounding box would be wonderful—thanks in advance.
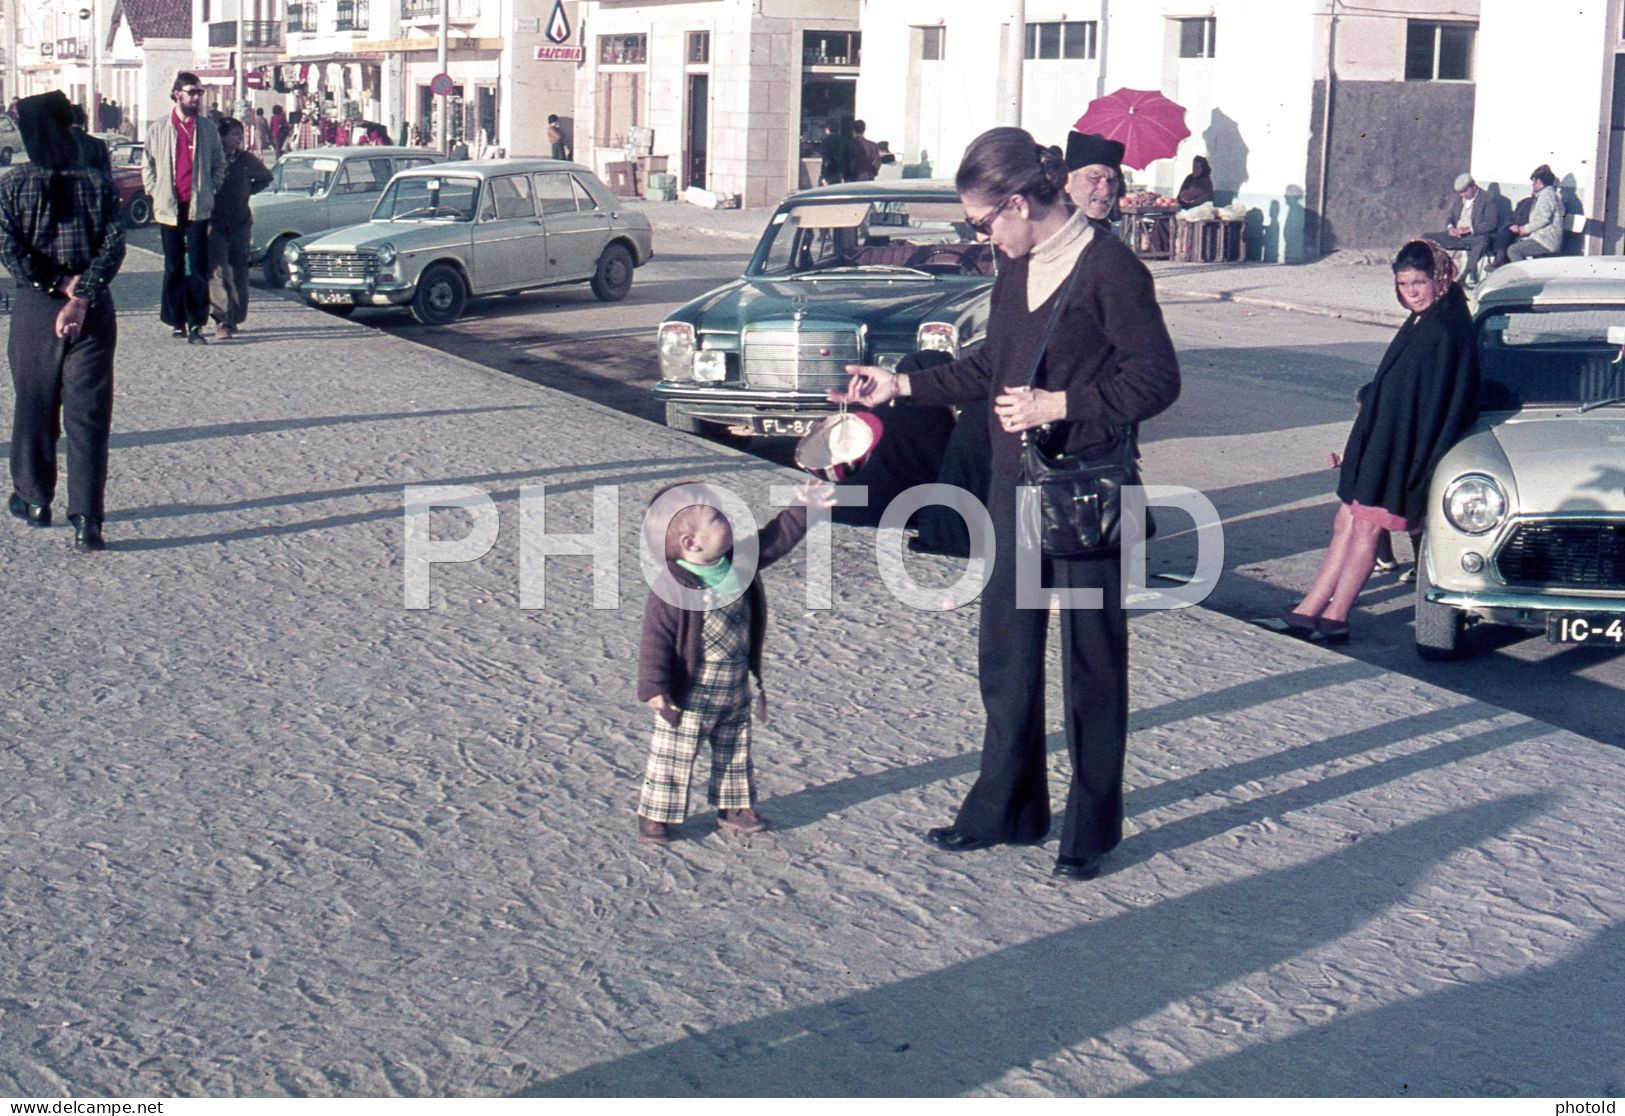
[1177,17,1216,58]
[336,0,354,30]
[1025,20,1096,60]
[919,26,945,61]
[803,30,859,66]
[686,31,709,65]
[599,34,647,65]
[1405,21,1475,81]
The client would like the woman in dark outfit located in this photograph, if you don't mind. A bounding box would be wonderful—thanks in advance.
[833,127,1180,880]
[1176,155,1214,209]
[1282,239,1479,641]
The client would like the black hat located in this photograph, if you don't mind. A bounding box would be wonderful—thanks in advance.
[17,91,78,170]
[1065,131,1124,172]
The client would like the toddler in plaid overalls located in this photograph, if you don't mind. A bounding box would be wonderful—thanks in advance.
[635,482,827,844]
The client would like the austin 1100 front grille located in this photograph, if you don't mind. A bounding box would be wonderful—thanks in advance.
[1495,520,1625,591]
[742,326,862,392]
[305,253,380,281]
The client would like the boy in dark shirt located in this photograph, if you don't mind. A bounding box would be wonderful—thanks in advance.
[635,481,829,843]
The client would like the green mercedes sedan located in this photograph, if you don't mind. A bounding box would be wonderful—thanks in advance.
[655,180,994,438]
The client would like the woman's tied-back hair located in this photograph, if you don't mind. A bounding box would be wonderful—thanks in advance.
[955,126,1069,208]
[1393,238,1457,307]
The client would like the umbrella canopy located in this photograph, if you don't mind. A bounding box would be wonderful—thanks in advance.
[1073,88,1190,170]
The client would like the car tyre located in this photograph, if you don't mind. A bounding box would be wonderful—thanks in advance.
[263,234,294,288]
[664,403,704,434]
[590,243,634,302]
[0,147,11,166]
[410,264,467,326]
[1414,541,1463,661]
[125,193,153,228]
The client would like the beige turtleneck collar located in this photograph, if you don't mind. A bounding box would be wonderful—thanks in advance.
[1025,209,1096,311]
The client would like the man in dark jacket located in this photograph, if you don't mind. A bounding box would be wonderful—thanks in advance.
[1427,173,1497,287]
[69,104,111,177]
[0,91,126,551]
[207,117,273,339]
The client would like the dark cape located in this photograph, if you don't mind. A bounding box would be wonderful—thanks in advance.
[1336,283,1480,523]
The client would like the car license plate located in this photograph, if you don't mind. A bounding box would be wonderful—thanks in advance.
[1546,614,1625,645]
[753,416,819,437]
[311,291,353,306]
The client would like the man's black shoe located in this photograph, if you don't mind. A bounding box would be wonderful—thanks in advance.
[170,327,186,338]
[925,826,997,852]
[8,492,51,526]
[187,327,207,345]
[1051,854,1104,881]
[69,514,104,552]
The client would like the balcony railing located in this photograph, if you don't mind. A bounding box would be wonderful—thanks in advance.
[208,20,283,49]
[400,0,479,22]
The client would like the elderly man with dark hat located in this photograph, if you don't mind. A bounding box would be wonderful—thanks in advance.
[0,91,126,551]
[1064,131,1126,225]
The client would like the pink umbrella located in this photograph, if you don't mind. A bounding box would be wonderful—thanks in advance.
[1073,88,1190,170]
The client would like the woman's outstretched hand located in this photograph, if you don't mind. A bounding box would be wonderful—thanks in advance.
[994,385,1067,433]
[829,364,900,408]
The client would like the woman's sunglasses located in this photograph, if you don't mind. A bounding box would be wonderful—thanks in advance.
[965,195,1017,237]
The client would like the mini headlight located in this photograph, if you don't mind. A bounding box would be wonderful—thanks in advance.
[693,350,727,382]
[1443,474,1508,535]
[658,322,696,381]
[375,242,398,267]
[916,322,958,355]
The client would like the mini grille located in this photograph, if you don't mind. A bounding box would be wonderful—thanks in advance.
[305,253,380,281]
[743,327,862,392]
[1495,520,1625,591]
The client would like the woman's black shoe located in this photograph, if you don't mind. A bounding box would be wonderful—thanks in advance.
[8,492,51,526]
[69,514,104,552]
[1052,854,1104,880]
[925,826,996,852]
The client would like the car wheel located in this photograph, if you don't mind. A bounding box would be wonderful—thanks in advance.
[125,193,153,228]
[590,243,634,302]
[410,264,467,326]
[262,235,294,288]
[1414,541,1463,661]
[0,147,11,166]
[664,403,704,434]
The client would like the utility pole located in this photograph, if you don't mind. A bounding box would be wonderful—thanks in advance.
[235,0,246,118]
[85,0,99,126]
[437,0,448,153]
[1000,0,1025,127]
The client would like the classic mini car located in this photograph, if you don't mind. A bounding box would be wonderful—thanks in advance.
[283,158,653,325]
[251,146,445,286]
[655,180,994,438]
[108,142,150,226]
[1415,257,1625,659]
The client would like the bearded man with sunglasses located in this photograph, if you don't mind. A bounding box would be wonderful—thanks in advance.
[143,73,227,344]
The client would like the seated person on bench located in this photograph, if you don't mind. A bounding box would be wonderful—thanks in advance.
[1428,173,1496,286]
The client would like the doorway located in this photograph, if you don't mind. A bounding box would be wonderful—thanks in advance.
[1606,54,1625,254]
[685,74,708,189]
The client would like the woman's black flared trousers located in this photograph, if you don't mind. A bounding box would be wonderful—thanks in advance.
[951,479,1130,860]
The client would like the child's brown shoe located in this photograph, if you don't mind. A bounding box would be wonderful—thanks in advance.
[716,808,769,835]
[637,815,673,844]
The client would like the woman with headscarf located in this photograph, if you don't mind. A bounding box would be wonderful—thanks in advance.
[0,91,126,551]
[1276,239,1479,643]
[1176,155,1214,209]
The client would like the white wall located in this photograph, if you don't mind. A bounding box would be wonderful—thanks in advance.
[1470,0,1608,213]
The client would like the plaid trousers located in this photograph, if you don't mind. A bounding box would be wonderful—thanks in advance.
[638,593,756,824]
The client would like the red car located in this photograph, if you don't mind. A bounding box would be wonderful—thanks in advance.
[107,141,152,227]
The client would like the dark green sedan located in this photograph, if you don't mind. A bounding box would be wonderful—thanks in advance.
[656,181,994,438]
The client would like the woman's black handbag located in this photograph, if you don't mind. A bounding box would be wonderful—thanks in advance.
[1017,428,1148,557]
[1014,235,1152,558]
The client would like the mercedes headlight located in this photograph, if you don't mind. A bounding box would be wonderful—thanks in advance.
[658,322,696,381]
[1442,474,1507,535]
[375,242,398,267]
[916,322,959,355]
